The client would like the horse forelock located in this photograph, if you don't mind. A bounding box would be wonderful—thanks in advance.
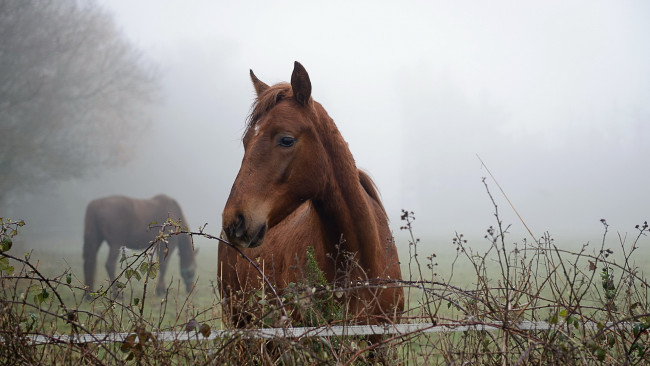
[245,82,292,136]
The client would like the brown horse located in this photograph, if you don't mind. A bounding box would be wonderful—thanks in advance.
[219,62,403,329]
[83,194,196,298]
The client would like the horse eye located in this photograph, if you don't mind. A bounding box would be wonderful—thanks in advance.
[277,136,296,147]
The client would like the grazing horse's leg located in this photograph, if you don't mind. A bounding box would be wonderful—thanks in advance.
[105,243,121,298]
[82,231,101,299]
[155,241,173,296]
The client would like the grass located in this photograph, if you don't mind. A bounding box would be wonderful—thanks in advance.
[2,180,650,364]
[8,234,221,331]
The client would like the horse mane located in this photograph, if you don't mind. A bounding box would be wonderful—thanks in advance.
[245,81,386,220]
[246,82,293,135]
[358,169,387,217]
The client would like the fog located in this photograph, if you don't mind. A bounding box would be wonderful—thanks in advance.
[10,1,650,256]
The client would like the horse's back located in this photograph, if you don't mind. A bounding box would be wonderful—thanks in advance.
[150,194,185,220]
[85,196,136,240]
[85,195,180,249]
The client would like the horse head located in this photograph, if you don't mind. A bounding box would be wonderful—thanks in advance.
[222,62,331,248]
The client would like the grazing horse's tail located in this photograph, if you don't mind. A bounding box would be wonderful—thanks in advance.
[358,170,386,216]
[83,201,102,294]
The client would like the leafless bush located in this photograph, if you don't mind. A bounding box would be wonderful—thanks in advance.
[398,179,649,365]
[1,179,648,364]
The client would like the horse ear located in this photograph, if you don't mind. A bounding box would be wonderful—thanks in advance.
[291,61,311,105]
[250,69,269,96]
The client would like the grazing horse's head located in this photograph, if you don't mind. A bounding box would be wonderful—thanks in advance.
[222,62,331,248]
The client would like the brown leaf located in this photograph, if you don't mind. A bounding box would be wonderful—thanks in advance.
[199,323,211,337]
[588,260,597,271]
[120,334,137,352]
[185,319,199,332]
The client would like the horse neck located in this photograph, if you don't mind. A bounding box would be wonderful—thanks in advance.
[314,118,384,278]
[177,231,195,268]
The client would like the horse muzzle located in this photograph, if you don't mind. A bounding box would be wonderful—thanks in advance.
[223,213,267,249]
[181,264,196,292]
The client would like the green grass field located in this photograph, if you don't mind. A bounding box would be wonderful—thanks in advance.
[3,217,650,364]
[11,224,650,321]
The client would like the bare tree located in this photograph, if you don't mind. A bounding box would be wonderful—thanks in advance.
[0,1,158,206]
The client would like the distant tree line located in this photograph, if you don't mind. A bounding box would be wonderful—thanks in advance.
[0,1,158,206]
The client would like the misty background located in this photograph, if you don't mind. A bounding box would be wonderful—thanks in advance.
[4,1,649,260]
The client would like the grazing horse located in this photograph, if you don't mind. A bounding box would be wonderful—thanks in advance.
[219,62,404,329]
[83,194,196,297]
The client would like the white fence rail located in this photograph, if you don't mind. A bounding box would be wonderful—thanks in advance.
[26,320,621,345]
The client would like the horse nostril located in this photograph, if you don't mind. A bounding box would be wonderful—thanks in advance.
[234,214,246,238]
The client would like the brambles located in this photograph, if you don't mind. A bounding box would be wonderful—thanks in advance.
[1,182,649,364]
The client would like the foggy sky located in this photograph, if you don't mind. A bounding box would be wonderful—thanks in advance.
[13,1,650,255]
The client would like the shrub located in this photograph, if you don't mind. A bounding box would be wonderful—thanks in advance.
[1,180,648,364]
